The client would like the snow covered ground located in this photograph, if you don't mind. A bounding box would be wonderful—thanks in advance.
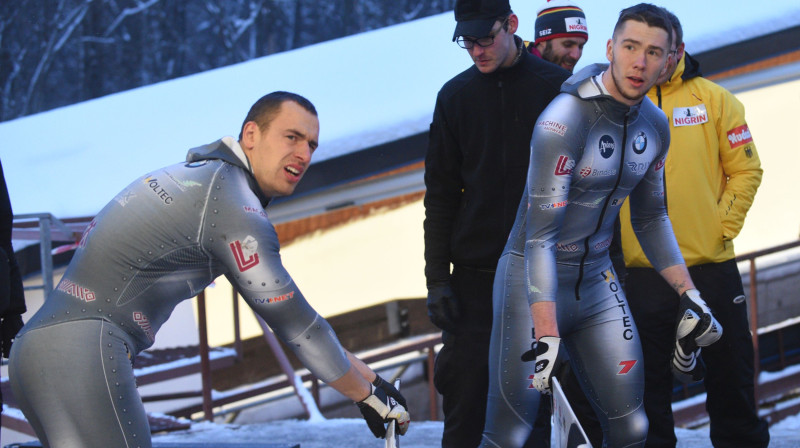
[4,415,799,447]
[148,415,800,448]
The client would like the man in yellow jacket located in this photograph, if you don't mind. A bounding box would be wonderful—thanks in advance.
[618,8,769,448]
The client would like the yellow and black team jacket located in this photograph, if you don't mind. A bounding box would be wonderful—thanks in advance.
[619,52,762,267]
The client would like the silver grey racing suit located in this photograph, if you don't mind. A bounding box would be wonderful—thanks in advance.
[481,64,684,448]
[9,137,351,448]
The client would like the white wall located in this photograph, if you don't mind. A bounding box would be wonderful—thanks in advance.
[200,198,427,347]
[729,78,800,254]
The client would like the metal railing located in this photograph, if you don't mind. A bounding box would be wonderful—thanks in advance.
[735,239,800,403]
[10,211,799,426]
[11,213,89,294]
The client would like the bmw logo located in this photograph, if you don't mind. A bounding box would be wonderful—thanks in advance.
[633,132,647,154]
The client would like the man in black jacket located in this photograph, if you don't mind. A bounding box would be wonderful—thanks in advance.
[423,0,569,445]
[0,157,26,445]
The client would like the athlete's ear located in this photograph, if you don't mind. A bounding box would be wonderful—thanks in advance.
[240,121,260,151]
[676,42,686,63]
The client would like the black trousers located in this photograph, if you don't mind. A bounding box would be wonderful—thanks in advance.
[434,265,494,448]
[626,259,769,448]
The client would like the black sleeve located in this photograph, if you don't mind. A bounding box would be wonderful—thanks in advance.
[0,158,26,316]
[422,95,461,284]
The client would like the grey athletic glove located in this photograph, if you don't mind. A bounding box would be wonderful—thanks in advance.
[426,282,460,333]
[357,382,410,438]
[676,289,723,348]
[524,336,569,395]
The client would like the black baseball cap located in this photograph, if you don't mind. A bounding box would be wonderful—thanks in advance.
[453,0,512,41]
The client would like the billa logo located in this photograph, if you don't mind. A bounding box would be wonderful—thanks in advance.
[554,156,575,175]
[230,235,260,272]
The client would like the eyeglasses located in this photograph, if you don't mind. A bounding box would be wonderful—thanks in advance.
[456,17,509,49]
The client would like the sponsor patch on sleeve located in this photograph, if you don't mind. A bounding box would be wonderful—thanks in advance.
[230,235,260,272]
[554,155,574,175]
[727,124,753,148]
[538,120,568,136]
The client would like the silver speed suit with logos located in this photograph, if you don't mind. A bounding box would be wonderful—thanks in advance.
[9,138,351,448]
[481,64,684,448]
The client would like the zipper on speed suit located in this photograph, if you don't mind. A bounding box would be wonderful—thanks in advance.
[574,114,629,300]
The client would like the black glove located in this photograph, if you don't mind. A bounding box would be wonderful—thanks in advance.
[523,336,569,395]
[372,375,407,409]
[357,382,410,438]
[671,341,706,384]
[1,314,24,358]
[426,282,460,333]
[676,289,723,348]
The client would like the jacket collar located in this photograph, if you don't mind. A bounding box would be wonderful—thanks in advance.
[563,63,643,120]
[185,137,271,207]
[655,51,703,95]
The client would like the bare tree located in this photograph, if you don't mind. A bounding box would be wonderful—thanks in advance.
[0,0,451,123]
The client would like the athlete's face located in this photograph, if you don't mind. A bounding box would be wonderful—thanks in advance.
[603,20,670,106]
[241,101,319,197]
[655,28,684,86]
[464,15,519,74]
[538,36,586,72]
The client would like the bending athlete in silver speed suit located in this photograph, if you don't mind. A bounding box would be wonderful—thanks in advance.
[481,64,684,448]
[9,138,351,448]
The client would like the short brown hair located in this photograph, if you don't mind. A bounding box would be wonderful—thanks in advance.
[660,7,683,48]
[613,3,672,49]
[238,91,317,140]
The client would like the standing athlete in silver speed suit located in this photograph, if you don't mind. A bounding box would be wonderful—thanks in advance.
[482,8,724,445]
[484,65,683,447]
[482,60,678,447]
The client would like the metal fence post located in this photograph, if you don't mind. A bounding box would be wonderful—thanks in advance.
[39,214,54,295]
[197,291,214,421]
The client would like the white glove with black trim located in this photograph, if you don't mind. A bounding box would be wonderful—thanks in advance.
[356,381,410,438]
[676,289,723,348]
[524,336,569,395]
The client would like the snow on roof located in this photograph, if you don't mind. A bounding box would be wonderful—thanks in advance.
[2,0,799,218]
